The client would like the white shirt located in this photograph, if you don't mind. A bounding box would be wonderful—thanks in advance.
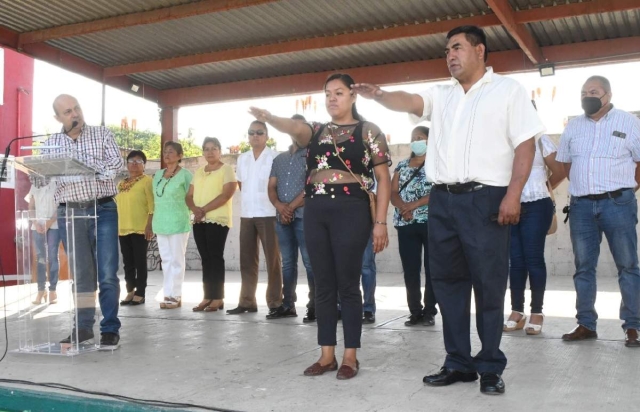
[410,67,546,186]
[28,182,58,230]
[520,134,557,203]
[236,147,278,218]
[556,108,640,196]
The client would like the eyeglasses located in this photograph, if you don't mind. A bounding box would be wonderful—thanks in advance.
[127,159,145,164]
[247,130,266,136]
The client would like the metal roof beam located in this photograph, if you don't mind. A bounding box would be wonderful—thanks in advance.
[0,25,160,103]
[157,35,640,107]
[17,0,280,46]
[516,0,640,24]
[486,0,545,65]
[104,14,501,77]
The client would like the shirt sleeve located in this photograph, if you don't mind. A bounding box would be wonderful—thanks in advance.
[363,122,392,168]
[629,116,640,162]
[144,176,154,214]
[507,83,547,148]
[223,164,237,185]
[183,169,193,188]
[235,155,244,182]
[88,127,125,180]
[540,134,558,158]
[556,126,573,163]
[408,88,435,124]
[269,156,278,179]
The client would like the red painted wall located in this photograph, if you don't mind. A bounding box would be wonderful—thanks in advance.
[0,47,34,276]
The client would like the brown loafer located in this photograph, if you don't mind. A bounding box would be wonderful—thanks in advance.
[625,329,640,348]
[562,325,597,341]
[336,360,360,380]
[303,357,338,376]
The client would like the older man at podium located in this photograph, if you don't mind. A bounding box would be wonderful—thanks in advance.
[45,94,123,350]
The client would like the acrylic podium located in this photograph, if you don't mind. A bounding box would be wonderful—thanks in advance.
[12,150,102,356]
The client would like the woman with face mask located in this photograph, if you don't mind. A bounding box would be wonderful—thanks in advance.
[390,126,438,327]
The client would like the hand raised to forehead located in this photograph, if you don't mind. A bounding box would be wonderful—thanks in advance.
[248,107,273,123]
[351,83,383,100]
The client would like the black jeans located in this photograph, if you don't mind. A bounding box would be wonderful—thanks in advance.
[193,223,230,299]
[396,222,437,316]
[119,234,148,297]
[429,185,510,375]
[304,194,371,348]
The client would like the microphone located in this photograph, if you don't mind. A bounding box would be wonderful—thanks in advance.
[0,121,79,184]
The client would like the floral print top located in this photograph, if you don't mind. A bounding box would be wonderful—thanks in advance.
[393,158,431,227]
[305,121,391,195]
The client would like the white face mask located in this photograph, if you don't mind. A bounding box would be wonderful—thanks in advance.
[410,140,427,156]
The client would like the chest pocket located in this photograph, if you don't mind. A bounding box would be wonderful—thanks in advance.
[597,134,628,159]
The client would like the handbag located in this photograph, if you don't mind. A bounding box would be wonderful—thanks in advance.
[538,138,558,235]
[330,124,377,225]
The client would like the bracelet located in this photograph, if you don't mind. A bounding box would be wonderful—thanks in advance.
[375,221,387,225]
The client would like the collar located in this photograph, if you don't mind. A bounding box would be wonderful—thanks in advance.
[451,67,494,90]
[60,123,86,137]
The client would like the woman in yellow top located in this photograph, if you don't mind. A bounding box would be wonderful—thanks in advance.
[115,150,154,305]
[186,137,238,312]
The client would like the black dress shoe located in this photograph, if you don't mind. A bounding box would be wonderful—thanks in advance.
[625,328,640,347]
[362,311,375,324]
[405,313,424,326]
[423,313,436,326]
[226,306,258,315]
[303,308,316,323]
[423,367,478,386]
[266,306,297,319]
[480,373,505,395]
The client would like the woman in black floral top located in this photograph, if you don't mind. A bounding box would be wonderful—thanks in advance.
[249,73,391,380]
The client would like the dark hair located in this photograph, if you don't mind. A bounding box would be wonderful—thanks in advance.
[324,73,362,121]
[127,150,147,164]
[164,141,184,163]
[446,25,488,62]
[585,75,612,94]
[250,120,268,134]
[202,137,221,151]
[412,126,430,138]
[291,114,306,121]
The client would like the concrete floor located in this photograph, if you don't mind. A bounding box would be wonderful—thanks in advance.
[1,270,640,411]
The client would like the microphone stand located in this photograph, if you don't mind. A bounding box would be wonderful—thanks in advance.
[0,121,78,184]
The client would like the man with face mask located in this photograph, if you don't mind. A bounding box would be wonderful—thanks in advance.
[556,76,640,348]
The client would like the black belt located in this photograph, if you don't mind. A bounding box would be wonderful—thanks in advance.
[578,189,630,201]
[434,182,485,194]
[60,196,114,208]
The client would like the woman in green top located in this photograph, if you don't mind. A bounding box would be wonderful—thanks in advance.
[116,150,154,306]
[186,137,237,312]
[152,141,193,309]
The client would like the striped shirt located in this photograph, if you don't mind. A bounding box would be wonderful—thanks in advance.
[44,125,124,203]
[556,107,640,197]
[520,134,557,203]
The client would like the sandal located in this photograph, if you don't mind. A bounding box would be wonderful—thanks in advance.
[164,297,181,309]
[204,300,224,312]
[503,311,526,332]
[525,313,544,335]
[193,299,213,312]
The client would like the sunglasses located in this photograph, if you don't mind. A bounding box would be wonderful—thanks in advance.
[248,130,266,136]
[127,159,145,164]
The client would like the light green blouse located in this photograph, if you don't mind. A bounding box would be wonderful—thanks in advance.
[152,168,192,235]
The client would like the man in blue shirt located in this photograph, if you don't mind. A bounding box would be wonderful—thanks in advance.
[267,114,316,321]
[556,75,640,347]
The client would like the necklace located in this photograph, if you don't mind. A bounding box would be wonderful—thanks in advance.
[155,167,179,197]
[118,175,144,193]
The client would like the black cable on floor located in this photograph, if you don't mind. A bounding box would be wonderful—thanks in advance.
[0,378,246,412]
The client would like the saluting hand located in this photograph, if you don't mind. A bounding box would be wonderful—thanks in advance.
[351,83,384,100]
[248,107,273,123]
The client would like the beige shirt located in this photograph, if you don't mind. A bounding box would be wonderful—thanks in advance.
[410,67,546,186]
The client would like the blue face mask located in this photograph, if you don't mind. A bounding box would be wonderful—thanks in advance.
[410,140,427,156]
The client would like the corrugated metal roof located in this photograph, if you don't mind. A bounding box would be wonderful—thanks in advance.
[0,0,196,32]
[45,0,493,67]
[507,0,585,11]
[527,10,640,46]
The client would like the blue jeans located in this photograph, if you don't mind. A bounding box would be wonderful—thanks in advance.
[33,229,62,292]
[338,233,376,314]
[509,197,554,313]
[569,189,640,331]
[276,218,315,310]
[58,200,121,335]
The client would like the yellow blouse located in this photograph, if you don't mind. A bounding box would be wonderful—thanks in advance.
[115,175,154,236]
[192,164,237,227]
